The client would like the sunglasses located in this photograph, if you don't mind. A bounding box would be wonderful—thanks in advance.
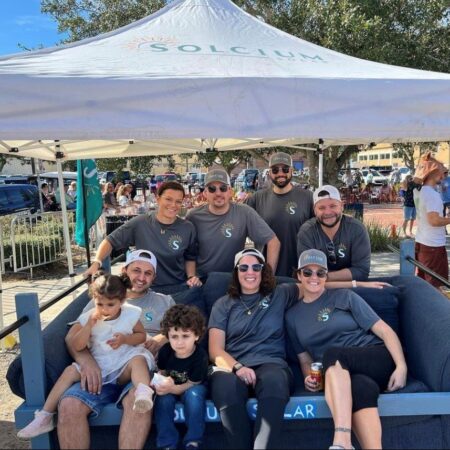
[271,166,290,175]
[237,263,264,272]
[301,268,328,278]
[207,184,228,193]
[326,241,337,265]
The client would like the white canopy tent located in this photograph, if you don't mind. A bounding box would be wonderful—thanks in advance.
[0,0,449,163]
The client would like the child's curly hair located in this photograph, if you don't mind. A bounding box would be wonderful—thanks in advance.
[89,271,132,302]
[160,305,206,339]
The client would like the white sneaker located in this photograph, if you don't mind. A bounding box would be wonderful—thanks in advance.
[133,383,154,413]
[17,410,54,439]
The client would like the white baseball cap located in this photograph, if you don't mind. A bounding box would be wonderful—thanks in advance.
[125,249,157,272]
[234,248,265,267]
[313,185,341,205]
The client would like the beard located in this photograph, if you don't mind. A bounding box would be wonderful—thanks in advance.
[271,174,292,188]
[317,213,342,228]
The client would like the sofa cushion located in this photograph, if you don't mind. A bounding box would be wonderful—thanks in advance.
[353,285,400,334]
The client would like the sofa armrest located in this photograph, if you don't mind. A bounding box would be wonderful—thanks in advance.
[7,290,90,398]
[392,275,450,391]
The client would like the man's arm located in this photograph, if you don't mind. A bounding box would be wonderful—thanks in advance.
[83,239,113,277]
[325,268,353,281]
[265,235,280,273]
[65,324,102,394]
[427,211,450,227]
[343,225,371,281]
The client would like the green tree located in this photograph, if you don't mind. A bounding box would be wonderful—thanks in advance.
[392,142,444,171]
[42,0,165,41]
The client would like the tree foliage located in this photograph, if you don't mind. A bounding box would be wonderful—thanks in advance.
[392,142,441,171]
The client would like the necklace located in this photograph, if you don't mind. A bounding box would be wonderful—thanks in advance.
[239,294,261,315]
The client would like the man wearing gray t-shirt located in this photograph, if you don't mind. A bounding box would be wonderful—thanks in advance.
[246,152,314,277]
[187,168,280,277]
[297,185,371,281]
[59,250,174,449]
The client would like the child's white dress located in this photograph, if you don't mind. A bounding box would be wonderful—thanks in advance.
[76,303,155,384]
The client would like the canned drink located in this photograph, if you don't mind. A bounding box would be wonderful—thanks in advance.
[310,362,324,390]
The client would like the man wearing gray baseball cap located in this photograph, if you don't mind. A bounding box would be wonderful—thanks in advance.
[297,185,371,281]
[246,152,314,277]
[187,168,280,277]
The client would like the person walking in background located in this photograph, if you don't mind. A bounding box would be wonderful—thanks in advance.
[440,168,450,233]
[246,152,314,277]
[414,153,450,289]
[401,175,420,237]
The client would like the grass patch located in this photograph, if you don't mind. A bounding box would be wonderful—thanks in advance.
[366,221,400,252]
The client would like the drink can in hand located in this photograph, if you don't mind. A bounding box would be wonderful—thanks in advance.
[310,362,324,390]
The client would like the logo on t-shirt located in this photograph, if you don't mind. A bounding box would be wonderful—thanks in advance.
[144,312,153,322]
[337,244,346,258]
[168,234,183,250]
[285,201,298,215]
[317,307,332,322]
[221,223,234,238]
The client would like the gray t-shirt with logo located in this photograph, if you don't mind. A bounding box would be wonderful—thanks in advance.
[81,290,175,337]
[106,213,197,287]
[246,186,314,277]
[187,203,275,277]
[297,215,370,281]
[286,289,381,361]
[208,283,299,367]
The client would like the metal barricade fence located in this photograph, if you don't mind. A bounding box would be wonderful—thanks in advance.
[1,211,93,273]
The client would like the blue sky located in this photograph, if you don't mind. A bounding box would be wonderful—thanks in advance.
[0,0,66,57]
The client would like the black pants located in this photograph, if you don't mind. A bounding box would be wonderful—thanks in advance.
[210,363,293,449]
[323,345,395,413]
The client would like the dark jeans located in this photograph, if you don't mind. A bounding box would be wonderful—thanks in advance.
[323,345,395,412]
[154,384,207,448]
[210,363,293,449]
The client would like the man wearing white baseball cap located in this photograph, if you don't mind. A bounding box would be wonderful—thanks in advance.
[59,249,174,449]
[187,168,280,277]
[297,185,371,281]
[246,152,314,277]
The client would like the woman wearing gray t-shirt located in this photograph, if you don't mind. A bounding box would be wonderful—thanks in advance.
[286,249,407,450]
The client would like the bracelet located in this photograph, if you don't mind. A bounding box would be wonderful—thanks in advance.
[92,259,102,267]
[335,427,352,433]
[187,275,197,280]
[351,280,357,288]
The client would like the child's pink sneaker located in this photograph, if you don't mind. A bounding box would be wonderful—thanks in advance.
[17,410,54,439]
[133,383,154,413]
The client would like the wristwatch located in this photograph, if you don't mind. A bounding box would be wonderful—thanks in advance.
[93,259,103,268]
[232,362,244,373]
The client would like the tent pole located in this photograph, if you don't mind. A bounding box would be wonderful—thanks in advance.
[56,158,76,292]
[318,139,324,188]
[80,163,92,268]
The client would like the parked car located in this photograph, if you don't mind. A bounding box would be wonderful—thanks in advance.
[361,168,388,185]
[0,184,40,216]
[390,167,411,184]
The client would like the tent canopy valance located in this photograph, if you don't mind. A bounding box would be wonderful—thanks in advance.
[0,0,449,161]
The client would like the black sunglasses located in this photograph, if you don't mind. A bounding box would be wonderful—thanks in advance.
[326,241,337,265]
[271,166,290,175]
[207,184,228,193]
[301,268,328,278]
[237,263,264,273]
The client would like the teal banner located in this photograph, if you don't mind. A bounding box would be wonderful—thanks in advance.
[75,159,103,247]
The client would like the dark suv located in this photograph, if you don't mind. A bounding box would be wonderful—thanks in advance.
[0,184,40,216]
